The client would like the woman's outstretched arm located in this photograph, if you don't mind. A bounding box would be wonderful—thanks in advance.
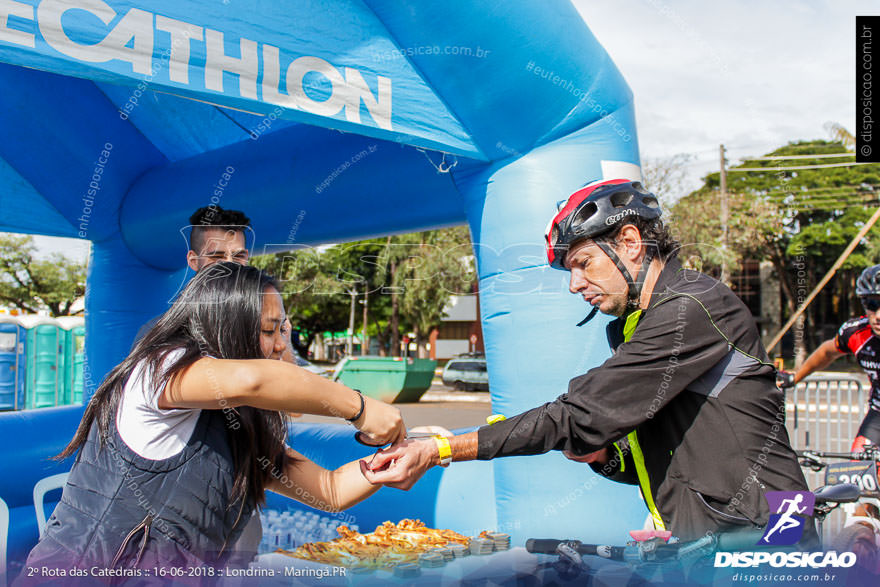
[160,357,405,445]
[266,447,380,513]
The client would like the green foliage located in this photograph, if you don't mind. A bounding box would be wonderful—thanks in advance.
[252,227,476,356]
[788,206,880,270]
[0,233,86,316]
[670,139,880,349]
[397,227,475,342]
[251,246,351,355]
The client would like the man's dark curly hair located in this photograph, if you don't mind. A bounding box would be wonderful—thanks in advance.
[594,216,681,261]
[188,206,251,252]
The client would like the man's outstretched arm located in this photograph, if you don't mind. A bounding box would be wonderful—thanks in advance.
[364,294,732,489]
[361,432,479,489]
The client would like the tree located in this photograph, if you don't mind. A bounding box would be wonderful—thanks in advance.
[0,234,86,316]
[824,122,855,151]
[642,152,695,206]
[251,246,351,357]
[396,227,475,357]
[671,139,880,354]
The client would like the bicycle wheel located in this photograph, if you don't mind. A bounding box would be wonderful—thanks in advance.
[831,524,879,571]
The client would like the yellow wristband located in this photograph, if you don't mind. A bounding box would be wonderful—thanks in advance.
[433,435,452,467]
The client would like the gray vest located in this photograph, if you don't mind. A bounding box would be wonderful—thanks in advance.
[24,406,254,571]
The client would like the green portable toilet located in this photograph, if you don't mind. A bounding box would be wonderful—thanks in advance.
[19,315,63,409]
[57,316,86,405]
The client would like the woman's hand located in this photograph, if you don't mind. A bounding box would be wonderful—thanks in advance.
[359,438,437,490]
[352,395,405,446]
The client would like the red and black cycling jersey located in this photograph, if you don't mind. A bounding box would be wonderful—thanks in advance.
[836,316,880,412]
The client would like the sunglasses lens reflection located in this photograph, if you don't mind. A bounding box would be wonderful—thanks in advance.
[862,298,880,312]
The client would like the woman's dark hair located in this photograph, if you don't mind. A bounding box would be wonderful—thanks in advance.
[58,262,287,505]
[595,217,681,261]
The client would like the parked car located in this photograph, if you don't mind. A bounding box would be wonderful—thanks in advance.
[441,353,489,391]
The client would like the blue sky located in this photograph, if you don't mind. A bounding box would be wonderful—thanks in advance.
[35,0,872,260]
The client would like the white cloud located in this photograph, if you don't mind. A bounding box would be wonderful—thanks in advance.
[572,0,866,175]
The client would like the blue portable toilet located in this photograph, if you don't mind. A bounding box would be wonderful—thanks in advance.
[0,316,26,410]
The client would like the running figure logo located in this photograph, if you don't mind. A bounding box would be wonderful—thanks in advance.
[759,491,815,546]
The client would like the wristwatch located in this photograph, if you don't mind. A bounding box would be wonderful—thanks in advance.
[432,435,452,467]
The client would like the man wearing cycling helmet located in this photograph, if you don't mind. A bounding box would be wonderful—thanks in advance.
[364,179,812,542]
[781,265,880,451]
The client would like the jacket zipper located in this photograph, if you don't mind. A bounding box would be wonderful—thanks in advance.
[111,514,153,568]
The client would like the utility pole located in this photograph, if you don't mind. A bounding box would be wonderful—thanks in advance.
[361,292,369,356]
[347,286,357,356]
[719,144,730,285]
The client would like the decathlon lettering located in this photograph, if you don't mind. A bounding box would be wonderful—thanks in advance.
[1,0,392,129]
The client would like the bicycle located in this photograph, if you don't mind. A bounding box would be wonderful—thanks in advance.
[524,481,862,584]
[797,447,880,571]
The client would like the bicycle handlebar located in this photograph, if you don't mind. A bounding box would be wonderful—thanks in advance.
[525,539,625,560]
[526,530,767,566]
[796,448,880,462]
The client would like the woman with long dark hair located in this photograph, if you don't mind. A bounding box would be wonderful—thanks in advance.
[21,263,404,573]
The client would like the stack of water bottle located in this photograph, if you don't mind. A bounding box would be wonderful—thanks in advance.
[258,508,359,554]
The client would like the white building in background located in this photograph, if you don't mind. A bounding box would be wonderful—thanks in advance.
[430,295,483,360]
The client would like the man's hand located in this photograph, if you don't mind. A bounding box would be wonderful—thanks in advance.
[776,370,796,390]
[563,448,609,464]
[359,438,438,490]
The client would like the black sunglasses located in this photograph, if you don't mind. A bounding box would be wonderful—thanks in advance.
[862,298,880,313]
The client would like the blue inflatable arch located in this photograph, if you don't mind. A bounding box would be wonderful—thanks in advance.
[0,0,646,568]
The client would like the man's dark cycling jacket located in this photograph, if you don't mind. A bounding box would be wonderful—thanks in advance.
[477,258,810,540]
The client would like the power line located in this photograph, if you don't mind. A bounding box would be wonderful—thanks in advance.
[720,184,880,197]
[755,190,877,200]
[763,193,875,203]
[763,187,877,197]
[728,161,875,172]
[741,152,854,161]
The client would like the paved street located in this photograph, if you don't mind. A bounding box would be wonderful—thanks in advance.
[296,381,492,430]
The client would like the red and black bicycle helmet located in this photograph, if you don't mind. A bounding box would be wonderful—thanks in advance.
[545,179,663,322]
[545,179,662,269]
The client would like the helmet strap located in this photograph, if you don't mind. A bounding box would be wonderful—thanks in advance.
[594,239,657,311]
[576,306,599,327]
[575,240,634,327]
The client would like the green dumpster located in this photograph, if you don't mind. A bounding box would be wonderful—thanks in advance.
[335,356,436,403]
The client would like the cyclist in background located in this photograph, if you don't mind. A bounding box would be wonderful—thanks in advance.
[781,265,880,451]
